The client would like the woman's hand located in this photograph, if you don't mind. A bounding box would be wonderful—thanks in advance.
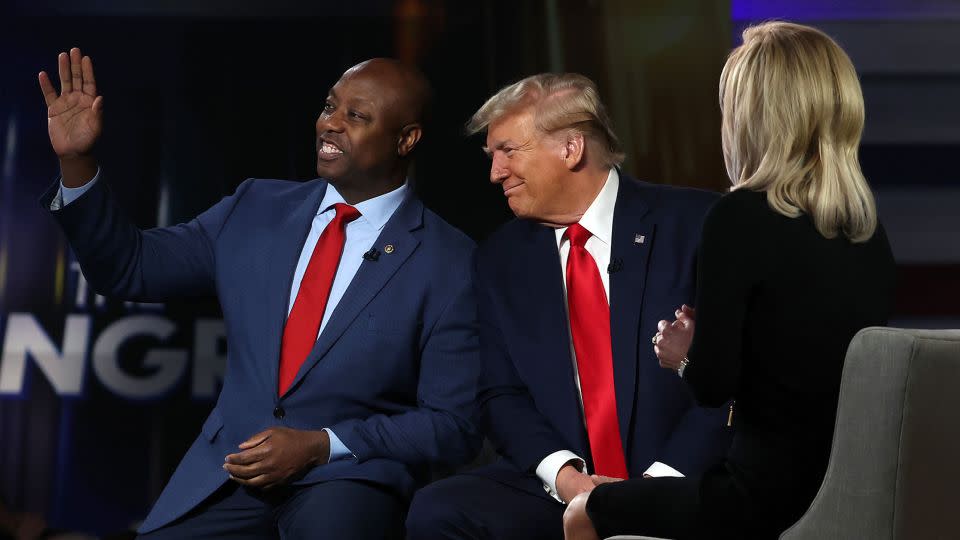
[653,304,695,371]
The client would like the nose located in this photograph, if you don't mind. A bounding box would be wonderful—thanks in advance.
[316,111,345,134]
[490,154,509,184]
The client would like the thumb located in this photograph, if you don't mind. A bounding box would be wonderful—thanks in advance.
[92,95,104,114]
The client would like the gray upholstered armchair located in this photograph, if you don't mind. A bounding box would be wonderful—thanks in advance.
[607,327,960,540]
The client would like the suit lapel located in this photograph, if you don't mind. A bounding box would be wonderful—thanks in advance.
[263,181,329,396]
[609,175,655,450]
[280,193,423,398]
[515,223,589,453]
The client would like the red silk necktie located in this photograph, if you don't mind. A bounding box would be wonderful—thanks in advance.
[278,203,361,395]
[564,223,629,478]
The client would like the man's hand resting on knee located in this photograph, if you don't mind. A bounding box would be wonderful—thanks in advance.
[224,428,330,489]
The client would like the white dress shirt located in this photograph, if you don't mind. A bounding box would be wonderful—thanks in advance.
[534,168,683,503]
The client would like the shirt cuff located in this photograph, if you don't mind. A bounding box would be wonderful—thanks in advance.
[536,450,586,503]
[56,169,100,209]
[323,428,354,462]
[644,461,685,478]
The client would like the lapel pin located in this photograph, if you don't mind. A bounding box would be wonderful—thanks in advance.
[634,234,645,244]
[384,244,395,254]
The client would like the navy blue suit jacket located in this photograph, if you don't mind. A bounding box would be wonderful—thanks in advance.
[41,176,481,533]
[472,174,731,495]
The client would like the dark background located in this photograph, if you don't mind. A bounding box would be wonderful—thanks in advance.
[0,0,957,536]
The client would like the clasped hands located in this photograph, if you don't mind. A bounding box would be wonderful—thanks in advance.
[653,304,695,372]
[555,463,624,504]
[223,427,330,490]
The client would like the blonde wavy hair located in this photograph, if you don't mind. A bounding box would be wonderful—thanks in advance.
[467,73,625,169]
[720,21,877,242]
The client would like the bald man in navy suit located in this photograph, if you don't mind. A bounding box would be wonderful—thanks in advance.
[39,49,480,539]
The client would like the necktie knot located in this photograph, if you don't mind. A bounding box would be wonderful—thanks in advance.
[565,223,592,248]
[330,203,361,226]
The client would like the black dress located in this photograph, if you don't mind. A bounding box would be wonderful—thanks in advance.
[586,189,897,539]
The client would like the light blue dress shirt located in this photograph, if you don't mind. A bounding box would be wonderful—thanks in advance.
[59,173,408,462]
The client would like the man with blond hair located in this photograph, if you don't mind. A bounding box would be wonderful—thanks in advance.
[406,73,731,539]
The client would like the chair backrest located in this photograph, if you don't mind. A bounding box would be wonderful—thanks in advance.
[781,327,960,540]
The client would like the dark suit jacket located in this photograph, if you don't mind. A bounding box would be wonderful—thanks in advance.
[41,176,482,533]
[471,174,731,496]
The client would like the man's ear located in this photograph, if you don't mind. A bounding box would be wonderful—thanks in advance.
[398,123,423,157]
[560,130,586,170]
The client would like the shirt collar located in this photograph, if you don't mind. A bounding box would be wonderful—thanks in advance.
[556,168,619,248]
[318,181,409,231]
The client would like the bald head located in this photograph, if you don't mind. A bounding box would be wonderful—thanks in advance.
[341,58,432,129]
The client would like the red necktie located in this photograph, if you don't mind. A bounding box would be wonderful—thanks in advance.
[565,223,629,478]
[278,203,361,395]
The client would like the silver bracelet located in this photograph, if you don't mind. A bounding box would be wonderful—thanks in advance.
[677,357,690,378]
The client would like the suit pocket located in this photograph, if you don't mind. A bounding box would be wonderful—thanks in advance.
[201,408,224,442]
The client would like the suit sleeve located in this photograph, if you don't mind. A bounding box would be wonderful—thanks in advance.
[41,174,252,302]
[329,257,483,468]
[474,260,572,474]
[648,192,735,476]
[683,194,754,406]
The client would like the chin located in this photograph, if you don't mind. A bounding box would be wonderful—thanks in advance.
[507,198,532,219]
[316,161,345,180]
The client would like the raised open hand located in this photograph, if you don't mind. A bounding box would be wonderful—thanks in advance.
[39,48,102,160]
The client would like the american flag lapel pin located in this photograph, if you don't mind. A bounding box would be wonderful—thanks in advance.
[634,234,645,244]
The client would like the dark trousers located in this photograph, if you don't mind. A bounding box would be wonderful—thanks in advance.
[406,474,565,540]
[137,479,405,540]
[585,466,777,540]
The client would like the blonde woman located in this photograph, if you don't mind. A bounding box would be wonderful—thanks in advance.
[563,21,896,540]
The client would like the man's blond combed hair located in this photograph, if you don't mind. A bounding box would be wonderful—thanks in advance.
[720,21,877,242]
[467,73,625,169]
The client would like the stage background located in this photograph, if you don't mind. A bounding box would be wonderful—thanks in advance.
[0,0,957,536]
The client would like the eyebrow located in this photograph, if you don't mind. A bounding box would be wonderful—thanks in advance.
[326,88,375,109]
[482,140,514,156]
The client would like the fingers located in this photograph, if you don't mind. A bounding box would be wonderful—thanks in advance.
[54,48,93,96]
[655,344,683,369]
[238,430,272,450]
[660,316,693,337]
[589,474,624,485]
[681,304,696,317]
[81,54,97,96]
[38,71,58,108]
[229,472,272,488]
[224,455,274,480]
[675,306,695,329]
[225,444,269,466]
[224,460,263,479]
[57,52,71,93]
[657,319,685,335]
[70,48,83,94]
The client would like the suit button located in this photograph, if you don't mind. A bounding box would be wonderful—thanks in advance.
[273,406,285,419]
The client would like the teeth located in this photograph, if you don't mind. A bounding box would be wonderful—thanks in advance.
[321,142,343,154]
